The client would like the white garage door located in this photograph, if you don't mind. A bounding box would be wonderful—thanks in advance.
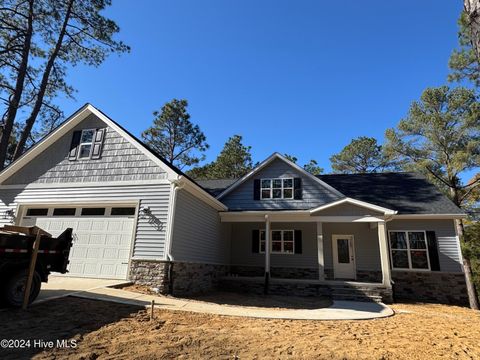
[20,205,137,279]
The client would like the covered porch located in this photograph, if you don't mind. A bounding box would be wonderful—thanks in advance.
[219,199,396,302]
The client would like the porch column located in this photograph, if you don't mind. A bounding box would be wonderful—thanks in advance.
[264,214,270,294]
[377,221,392,287]
[316,221,325,280]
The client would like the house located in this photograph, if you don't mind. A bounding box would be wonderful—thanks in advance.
[0,104,468,305]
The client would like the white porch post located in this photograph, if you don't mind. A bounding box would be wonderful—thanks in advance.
[377,221,392,287]
[316,221,325,280]
[264,214,270,293]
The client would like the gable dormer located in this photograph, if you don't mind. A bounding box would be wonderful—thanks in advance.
[218,153,343,210]
[1,107,171,185]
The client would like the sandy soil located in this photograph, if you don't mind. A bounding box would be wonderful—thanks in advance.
[0,297,479,360]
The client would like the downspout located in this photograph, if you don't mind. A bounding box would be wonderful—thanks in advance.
[165,179,184,295]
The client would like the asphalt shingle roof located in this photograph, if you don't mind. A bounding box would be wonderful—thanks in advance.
[196,179,237,197]
[197,173,464,215]
[317,172,463,215]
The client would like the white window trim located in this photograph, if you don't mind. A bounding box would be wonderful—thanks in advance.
[259,229,295,255]
[388,230,431,271]
[77,128,96,160]
[260,178,294,200]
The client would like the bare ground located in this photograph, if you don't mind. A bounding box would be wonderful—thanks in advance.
[0,297,479,360]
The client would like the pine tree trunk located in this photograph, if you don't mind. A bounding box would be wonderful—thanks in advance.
[13,0,75,161]
[465,0,480,62]
[0,0,34,169]
[455,218,479,310]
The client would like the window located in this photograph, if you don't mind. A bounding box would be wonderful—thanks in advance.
[389,231,430,270]
[26,208,48,216]
[81,207,105,216]
[111,207,136,216]
[259,230,295,254]
[260,178,294,199]
[53,208,76,216]
[78,129,95,159]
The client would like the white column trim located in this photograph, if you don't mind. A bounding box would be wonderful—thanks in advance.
[378,221,392,287]
[265,214,270,275]
[317,221,325,280]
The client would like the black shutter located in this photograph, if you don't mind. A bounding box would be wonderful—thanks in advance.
[91,128,105,160]
[426,231,440,271]
[294,230,302,254]
[252,229,259,253]
[253,179,260,200]
[68,131,82,160]
[294,178,302,200]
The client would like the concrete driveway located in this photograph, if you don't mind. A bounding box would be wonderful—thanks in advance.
[35,275,130,304]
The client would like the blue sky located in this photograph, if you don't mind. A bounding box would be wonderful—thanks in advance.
[59,0,463,172]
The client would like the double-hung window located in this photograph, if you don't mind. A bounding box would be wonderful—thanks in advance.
[389,231,430,270]
[260,178,293,199]
[259,230,294,254]
[78,129,96,159]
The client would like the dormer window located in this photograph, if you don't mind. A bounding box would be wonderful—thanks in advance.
[260,178,294,199]
[78,129,95,159]
[68,128,106,161]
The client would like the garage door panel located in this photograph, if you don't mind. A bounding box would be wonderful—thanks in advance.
[21,208,135,280]
[89,234,106,245]
[106,234,121,246]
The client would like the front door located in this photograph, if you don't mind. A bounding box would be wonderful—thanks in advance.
[332,235,356,280]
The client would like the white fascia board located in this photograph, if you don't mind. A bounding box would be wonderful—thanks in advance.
[178,176,228,211]
[392,214,467,219]
[219,211,385,223]
[217,152,344,199]
[309,197,397,215]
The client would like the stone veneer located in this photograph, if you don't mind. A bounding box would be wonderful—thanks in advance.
[356,270,383,283]
[323,269,382,283]
[392,271,469,306]
[129,259,229,296]
[170,262,229,296]
[229,265,319,279]
[129,260,169,293]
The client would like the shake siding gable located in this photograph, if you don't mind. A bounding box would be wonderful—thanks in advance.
[221,158,341,210]
[3,114,166,185]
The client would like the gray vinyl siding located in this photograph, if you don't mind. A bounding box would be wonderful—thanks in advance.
[171,189,229,264]
[221,158,341,210]
[322,223,381,271]
[4,114,166,185]
[387,219,463,273]
[229,222,318,268]
[0,183,171,260]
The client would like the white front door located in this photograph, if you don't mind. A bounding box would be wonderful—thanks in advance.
[332,235,356,280]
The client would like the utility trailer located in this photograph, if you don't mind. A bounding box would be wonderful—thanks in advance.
[0,225,73,307]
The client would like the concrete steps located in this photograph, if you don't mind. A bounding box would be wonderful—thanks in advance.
[219,277,392,303]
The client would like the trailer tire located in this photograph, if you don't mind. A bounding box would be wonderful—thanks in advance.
[3,270,41,307]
